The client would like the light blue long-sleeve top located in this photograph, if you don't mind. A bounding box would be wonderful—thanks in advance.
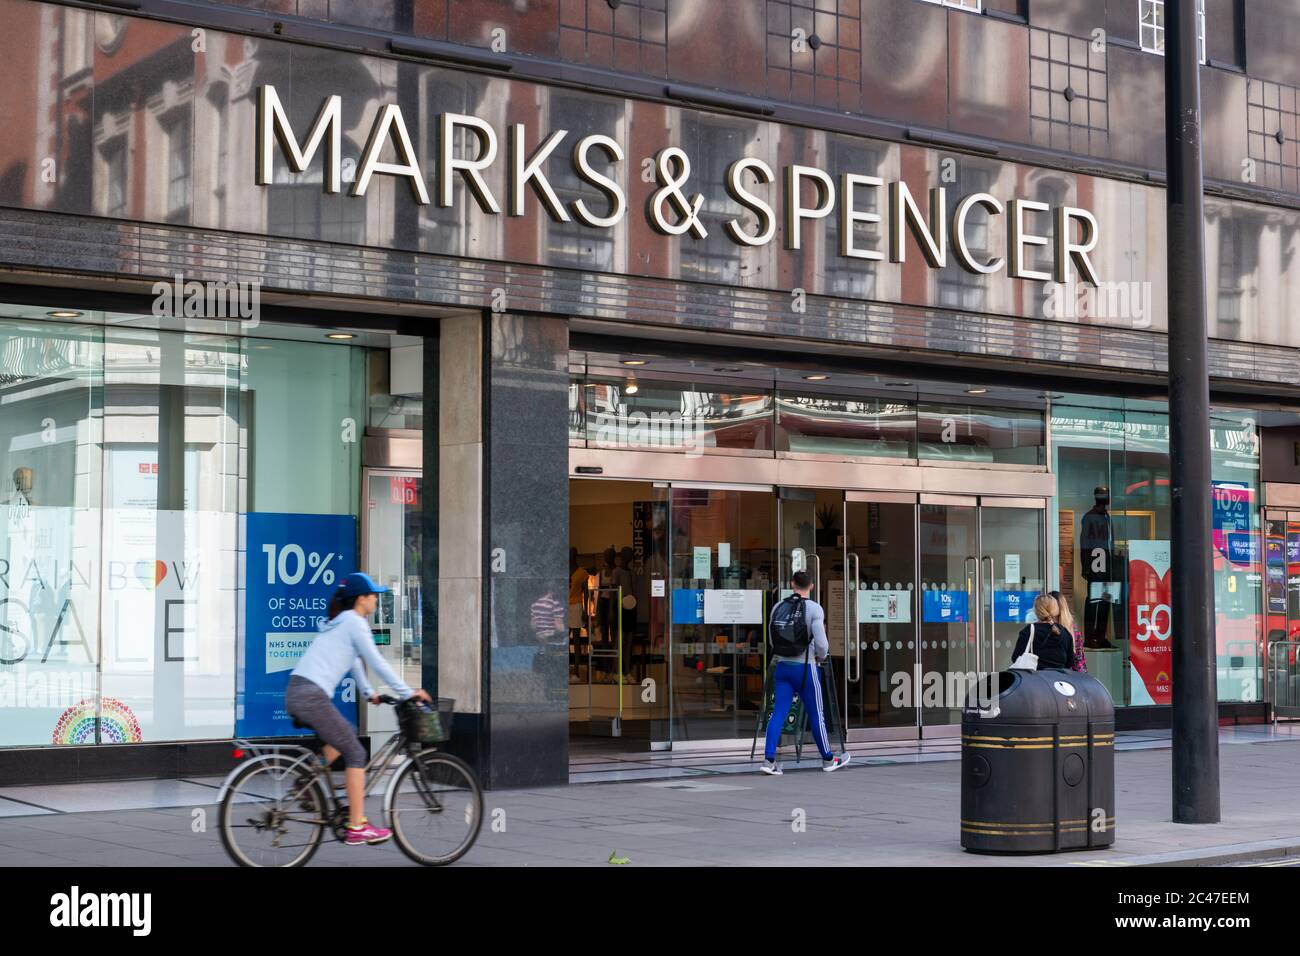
[291,609,414,700]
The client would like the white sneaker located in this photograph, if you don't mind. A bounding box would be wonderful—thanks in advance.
[822,752,852,772]
[759,759,783,776]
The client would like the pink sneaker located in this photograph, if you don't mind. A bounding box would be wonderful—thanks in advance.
[344,819,392,846]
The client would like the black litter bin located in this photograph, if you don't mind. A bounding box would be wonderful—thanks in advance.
[960,668,1115,854]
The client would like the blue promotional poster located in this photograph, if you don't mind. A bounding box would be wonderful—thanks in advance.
[237,513,359,737]
[993,590,1039,623]
[922,589,969,624]
[672,589,705,625]
[1226,532,1260,566]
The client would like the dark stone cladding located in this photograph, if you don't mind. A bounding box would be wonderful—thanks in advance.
[0,207,1296,389]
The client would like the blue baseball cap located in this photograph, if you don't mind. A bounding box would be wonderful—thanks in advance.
[337,572,389,598]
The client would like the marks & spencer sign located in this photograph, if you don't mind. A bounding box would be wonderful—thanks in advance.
[256,84,1101,287]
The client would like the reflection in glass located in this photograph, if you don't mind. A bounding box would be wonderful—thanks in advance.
[0,321,103,746]
[917,403,1045,465]
[585,378,773,455]
[776,392,915,458]
[1051,397,1264,706]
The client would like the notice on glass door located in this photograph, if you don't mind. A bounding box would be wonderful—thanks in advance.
[692,547,711,580]
[859,589,911,623]
[702,589,764,624]
[1005,553,1021,586]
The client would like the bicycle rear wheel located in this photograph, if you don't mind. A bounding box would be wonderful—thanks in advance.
[387,750,483,866]
[219,755,328,868]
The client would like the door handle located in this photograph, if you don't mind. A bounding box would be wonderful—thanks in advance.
[982,555,995,674]
[964,556,979,673]
[848,552,861,683]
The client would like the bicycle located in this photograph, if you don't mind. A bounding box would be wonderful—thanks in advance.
[217,695,483,867]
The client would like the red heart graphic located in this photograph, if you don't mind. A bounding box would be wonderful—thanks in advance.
[1128,559,1172,704]
[155,561,167,586]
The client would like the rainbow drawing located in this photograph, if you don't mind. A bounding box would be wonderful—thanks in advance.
[52,697,143,745]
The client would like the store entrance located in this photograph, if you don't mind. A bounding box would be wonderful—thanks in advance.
[778,490,1046,739]
[568,478,1047,749]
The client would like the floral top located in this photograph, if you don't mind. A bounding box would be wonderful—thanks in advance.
[1070,627,1088,673]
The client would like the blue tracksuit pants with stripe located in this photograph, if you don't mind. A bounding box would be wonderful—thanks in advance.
[764,661,833,762]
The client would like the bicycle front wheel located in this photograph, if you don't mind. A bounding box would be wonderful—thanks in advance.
[387,750,483,866]
[219,755,328,868]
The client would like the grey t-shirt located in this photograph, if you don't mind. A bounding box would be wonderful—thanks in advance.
[771,594,830,665]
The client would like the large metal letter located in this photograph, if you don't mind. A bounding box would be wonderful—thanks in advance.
[952,193,1005,275]
[1006,198,1051,281]
[784,165,835,251]
[509,124,570,221]
[439,113,501,213]
[888,182,946,267]
[1054,205,1101,286]
[839,173,884,260]
[725,158,776,247]
[352,104,430,204]
[256,85,341,194]
[570,134,626,228]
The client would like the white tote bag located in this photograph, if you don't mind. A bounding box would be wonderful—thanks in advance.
[1009,622,1039,672]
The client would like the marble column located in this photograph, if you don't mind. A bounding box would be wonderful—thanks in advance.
[482,312,570,788]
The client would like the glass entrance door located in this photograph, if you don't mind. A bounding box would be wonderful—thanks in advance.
[361,468,424,747]
[918,495,1047,731]
[919,497,979,728]
[979,500,1048,674]
[667,484,775,742]
[777,491,1046,738]
[843,494,918,731]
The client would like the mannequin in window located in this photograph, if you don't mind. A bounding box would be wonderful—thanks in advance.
[1080,485,1118,649]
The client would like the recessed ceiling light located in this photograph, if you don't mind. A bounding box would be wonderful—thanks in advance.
[966,387,988,395]
[621,359,647,366]
[47,310,83,318]
[252,344,273,350]
[803,374,829,381]
[625,382,639,395]
[885,381,914,388]
[715,366,744,373]
[326,333,355,340]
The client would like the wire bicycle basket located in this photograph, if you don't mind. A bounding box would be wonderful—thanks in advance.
[397,697,455,744]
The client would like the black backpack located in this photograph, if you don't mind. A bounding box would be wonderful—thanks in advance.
[769,594,811,657]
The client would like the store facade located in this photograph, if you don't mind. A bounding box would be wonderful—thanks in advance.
[0,0,1298,787]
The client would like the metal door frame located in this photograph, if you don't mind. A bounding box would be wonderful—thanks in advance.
[974,496,1048,690]
[841,492,923,742]
[359,466,422,738]
[916,495,1049,738]
[1264,507,1300,719]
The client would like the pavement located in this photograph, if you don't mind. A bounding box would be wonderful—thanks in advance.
[1,724,1299,867]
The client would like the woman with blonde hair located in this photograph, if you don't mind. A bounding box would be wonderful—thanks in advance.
[1009,593,1077,670]
[1050,590,1087,673]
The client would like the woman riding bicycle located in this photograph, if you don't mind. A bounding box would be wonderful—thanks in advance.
[285,572,431,847]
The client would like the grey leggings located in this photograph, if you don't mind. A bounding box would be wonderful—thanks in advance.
[285,675,367,769]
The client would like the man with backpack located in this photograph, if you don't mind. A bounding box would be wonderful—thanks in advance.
[761,570,851,775]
